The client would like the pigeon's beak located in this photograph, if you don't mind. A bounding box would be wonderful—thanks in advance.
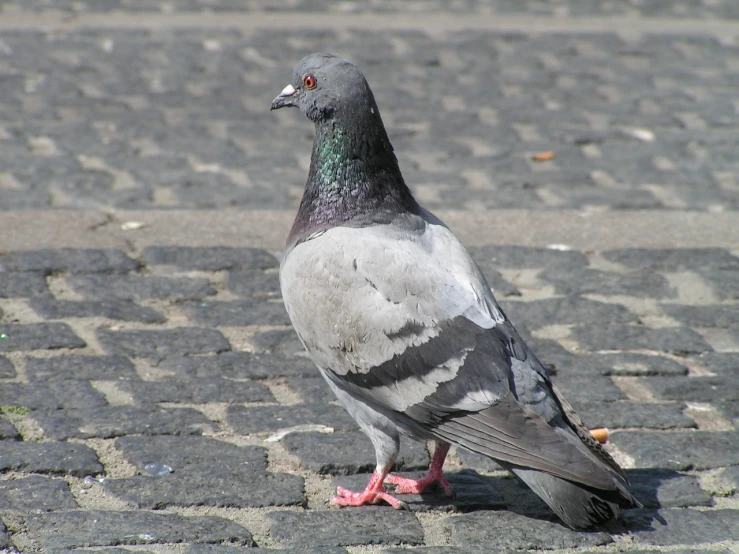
[271,83,298,110]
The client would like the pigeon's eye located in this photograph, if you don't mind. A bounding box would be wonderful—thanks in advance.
[302,74,317,90]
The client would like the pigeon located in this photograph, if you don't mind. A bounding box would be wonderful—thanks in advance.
[271,52,640,529]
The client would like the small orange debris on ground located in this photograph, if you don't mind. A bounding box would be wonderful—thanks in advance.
[590,428,609,444]
[532,151,556,161]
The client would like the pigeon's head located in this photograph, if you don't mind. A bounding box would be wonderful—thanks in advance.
[271,53,377,123]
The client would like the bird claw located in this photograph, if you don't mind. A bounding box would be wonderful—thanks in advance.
[384,473,455,497]
[331,485,407,510]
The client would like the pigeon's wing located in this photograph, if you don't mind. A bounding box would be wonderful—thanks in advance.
[281,213,617,489]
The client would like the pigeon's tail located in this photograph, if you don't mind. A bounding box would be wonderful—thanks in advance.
[506,465,641,530]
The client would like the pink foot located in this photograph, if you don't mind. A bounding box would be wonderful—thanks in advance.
[330,470,408,510]
[332,485,407,509]
[384,471,454,496]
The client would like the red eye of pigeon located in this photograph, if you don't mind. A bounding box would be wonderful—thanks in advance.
[302,74,317,89]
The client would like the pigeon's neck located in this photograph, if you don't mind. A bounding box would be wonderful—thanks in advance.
[288,113,419,245]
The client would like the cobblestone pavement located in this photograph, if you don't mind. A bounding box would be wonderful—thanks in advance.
[0,2,738,553]
[2,4,739,212]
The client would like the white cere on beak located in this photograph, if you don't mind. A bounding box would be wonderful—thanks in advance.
[370,107,375,114]
[280,84,297,96]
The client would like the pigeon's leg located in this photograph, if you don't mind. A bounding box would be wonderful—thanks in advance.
[385,441,453,496]
[330,405,407,509]
[332,464,407,509]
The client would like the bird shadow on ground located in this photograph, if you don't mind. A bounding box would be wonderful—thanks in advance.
[334,467,674,532]
[474,468,672,533]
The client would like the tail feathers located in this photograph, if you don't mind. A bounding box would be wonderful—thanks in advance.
[508,466,641,530]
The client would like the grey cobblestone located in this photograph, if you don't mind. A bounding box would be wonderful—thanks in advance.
[719,400,739,427]
[610,431,739,471]
[603,247,739,271]
[186,547,349,554]
[105,469,304,510]
[69,274,217,301]
[97,327,231,359]
[0,322,86,352]
[0,521,10,550]
[32,405,214,439]
[0,442,103,476]
[540,267,677,298]
[142,246,278,271]
[159,351,316,379]
[119,376,274,404]
[0,355,15,378]
[0,249,139,274]
[248,352,319,378]
[714,465,739,494]
[24,354,139,381]
[0,272,49,298]
[267,508,424,548]
[445,510,613,550]
[46,549,157,554]
[227,403,358,434]
[286,377,337,404]
[571,324,712,354]
[0,475,79,511]
[694,352,739,376]
[29,297,167,323]
[662,304,739,329]
[0,416,20,440]
[182,299,290,326]
[226,269,281,299]
[574,400,696,430]
[699,268,739,300]
[550,371,626,403]
[114,435,267,473]
[469,246,589,271]
[625,508,739,546]
[627,469,712,509]
[644,376,738,402]
[502,296,638,328]
[380,546,492,554]
[25,510,254,550]
[249,328,306,356]
[526,339,573,371]
[561,352,690,377]
[0,380,107,410]
[103,435,305,508]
